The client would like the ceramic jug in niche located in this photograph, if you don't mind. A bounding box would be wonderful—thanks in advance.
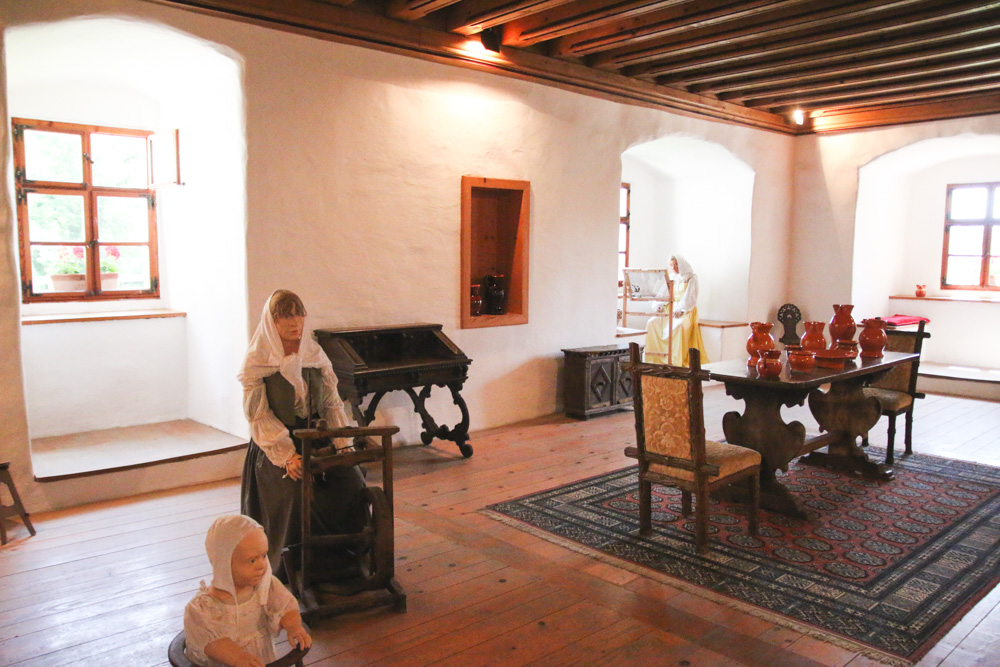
[746,321,776,367]
[800,321,827,353]
[829,304,856,347]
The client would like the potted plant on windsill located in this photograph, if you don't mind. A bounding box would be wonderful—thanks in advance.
[100,246,120,290]
[49,246,120,292]
[49,246,87,292]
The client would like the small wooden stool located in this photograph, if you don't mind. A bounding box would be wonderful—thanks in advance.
[0,462,35,545]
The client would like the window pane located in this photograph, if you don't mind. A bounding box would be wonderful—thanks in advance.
[992,226,1000,255]
[947,225,984,255]
[618,253,626,283]
[97,196,149,241]
[994,187,1000,219]
[113,245,151,291]
[990,256,999,287]
[950,186,988,220]
[619,186,628,218]
[945,256,982,285]
[31,245,88,293]
[618,222,627,250]
[91,133,148,188]
[23,129,83,183]
[27,193,85,242]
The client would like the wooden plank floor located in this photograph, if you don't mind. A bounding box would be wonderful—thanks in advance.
[1,386,999,666]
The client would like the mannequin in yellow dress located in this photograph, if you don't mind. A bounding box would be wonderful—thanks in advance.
[644,254,709,365]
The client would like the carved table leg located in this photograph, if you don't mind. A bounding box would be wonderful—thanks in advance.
[719,384,810,517]
[801,377,893,480]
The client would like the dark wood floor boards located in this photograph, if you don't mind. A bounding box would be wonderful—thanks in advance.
[1,387,999,665]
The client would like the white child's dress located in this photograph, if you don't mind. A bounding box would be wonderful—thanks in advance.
[184,575,298,667]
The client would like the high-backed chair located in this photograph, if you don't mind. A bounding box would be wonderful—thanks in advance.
[623,342,761,554]
[862,321,931,464]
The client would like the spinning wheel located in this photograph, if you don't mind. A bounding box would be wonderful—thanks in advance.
[283,425,406,620]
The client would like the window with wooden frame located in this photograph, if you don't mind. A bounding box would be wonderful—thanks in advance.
[942,183,999,291]
[618,182,630,287]
[13,118,159,302]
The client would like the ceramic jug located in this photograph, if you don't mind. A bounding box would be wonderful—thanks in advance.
[756,349,782,377]
[786,345,816,372]
[800,321,827,353]
[915,284,927,297]
[746,322,776,367]
[859,318,888,358]
[829,304,856,347]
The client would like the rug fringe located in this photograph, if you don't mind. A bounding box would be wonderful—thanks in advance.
[480,509,913,667]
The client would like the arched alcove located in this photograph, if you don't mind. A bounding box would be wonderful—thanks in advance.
[621,135,754,325]
[5,17,249,461]
[854,135,1000,368]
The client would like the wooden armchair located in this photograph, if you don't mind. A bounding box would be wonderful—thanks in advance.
[623,342,760,554]
[862,321,931,464]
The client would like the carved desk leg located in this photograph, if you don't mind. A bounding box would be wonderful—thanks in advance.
[720,384,810,518]
[402,385,474,458]
[801,377,892,480]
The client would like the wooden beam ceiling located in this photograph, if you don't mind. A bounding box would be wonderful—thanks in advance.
[149,0,1000,134]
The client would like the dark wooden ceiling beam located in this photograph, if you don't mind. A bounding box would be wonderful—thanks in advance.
[623,1,1000,76]
[745,64,1000,111]
[718,54,1000,105]
[387,0,466,21]
[501,0,693,48]
[569,0,923,60]
[446,0,577,35]
[682,27,1000,94]
[772,78,1000,115]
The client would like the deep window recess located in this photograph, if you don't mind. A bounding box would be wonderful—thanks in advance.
[618,182,630,287]
[942,183,999,291]
[13,118,160,302]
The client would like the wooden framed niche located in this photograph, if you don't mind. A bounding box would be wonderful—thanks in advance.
[461,176,530,328]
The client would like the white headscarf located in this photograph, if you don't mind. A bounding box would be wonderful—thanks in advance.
[205,514,272,605]
[670,254,695,281]
[237,290,333,401]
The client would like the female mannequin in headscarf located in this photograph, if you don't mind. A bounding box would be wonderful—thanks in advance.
[644,254,709,366]
[238,289,365,582]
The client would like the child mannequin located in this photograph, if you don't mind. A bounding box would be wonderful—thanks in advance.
[184,515,312,667]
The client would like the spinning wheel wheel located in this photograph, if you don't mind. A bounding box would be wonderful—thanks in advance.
[319,486,394,596]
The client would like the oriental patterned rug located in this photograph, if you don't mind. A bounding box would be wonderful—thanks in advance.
[483,449,1000,666]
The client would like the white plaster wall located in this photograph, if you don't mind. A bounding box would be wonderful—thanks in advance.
[21,318,187,436]
[2,0,795,511]
[789,119,1000,326]
[6,17,248,442]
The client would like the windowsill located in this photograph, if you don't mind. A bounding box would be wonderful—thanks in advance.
[890,294,1000,304]
[21,308,186,325]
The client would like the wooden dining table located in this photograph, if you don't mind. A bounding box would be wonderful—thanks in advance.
[702,350,919,518]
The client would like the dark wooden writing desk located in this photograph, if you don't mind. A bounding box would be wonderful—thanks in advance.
[702,351,918,518]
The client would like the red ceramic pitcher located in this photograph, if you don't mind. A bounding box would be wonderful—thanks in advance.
[859,317,888,358]
[756,349,782,377]
[800,321,827,353]
[829,304,856,347]
[746,322,776,367]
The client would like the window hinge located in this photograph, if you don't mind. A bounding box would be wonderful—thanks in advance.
[16,189,27,205]
[14,167,24,182]
[12,124,24,141]
[148,193,156,209]
[22,279,32,295]
[151,277,159,291]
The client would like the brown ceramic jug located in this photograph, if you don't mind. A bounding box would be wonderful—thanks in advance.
[756,349,782,377]
[786,345,816,372]
[829,304,856,347]
[800,321,827,353]
[859,317,888,358]
[746,322,776,367]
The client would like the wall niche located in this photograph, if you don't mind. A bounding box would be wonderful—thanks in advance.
[461,176,530,329]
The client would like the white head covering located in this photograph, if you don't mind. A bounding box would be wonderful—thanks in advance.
[670,254,695,281]
[237,290,333,399]
[205,514,272,605]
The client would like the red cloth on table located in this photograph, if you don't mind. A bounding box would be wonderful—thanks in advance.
[884,314,930,327]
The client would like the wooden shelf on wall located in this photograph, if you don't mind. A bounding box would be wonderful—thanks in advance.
[461,176,530,329]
